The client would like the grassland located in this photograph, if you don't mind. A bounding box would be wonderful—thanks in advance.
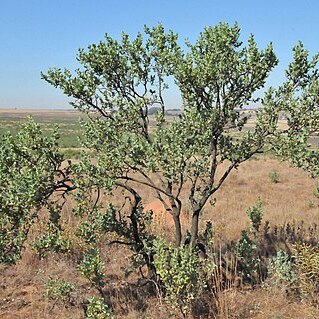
[1,109,319,318]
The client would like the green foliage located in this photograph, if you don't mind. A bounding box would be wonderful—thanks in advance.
[76,218,103,246]
[268,250,296,284]
[246,198,264,233]
[32,223,72,258]
[269,171,280,183]
[42,22,283,246]
[0,118,70,264]
[44,276,76,305]
[85,297,113,319]
[73,190,156,276]
[235,231,260,281]
[203,221,214,247]
[32,203,72,258]
[78,248,105,290]
[267,42,319,177]
[154,239,206,316]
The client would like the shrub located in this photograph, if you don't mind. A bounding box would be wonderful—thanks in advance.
[85,297,112,319]
[44,276,76,306]
[246,198,264,233]
[78,248,105,294]
[267,250,296,285]
[32,223,72,258]
[269,171,280,183]
[235,231,260,283]
[154,239,207,316]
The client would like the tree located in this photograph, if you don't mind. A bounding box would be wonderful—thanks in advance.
[41,22,318,253]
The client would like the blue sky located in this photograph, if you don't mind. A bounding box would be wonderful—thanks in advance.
[1,0,318,109]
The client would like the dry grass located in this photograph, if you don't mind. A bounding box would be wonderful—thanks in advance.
[202,156,318,242]
[212,286,319,319]
[1,155,319,318]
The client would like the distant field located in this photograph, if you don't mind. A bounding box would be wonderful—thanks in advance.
[0,109,85,148]
[1,109,318,151]
[0,110,179,149]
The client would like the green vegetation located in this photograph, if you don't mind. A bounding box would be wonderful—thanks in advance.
[154,239,207,315]
[0,119,71,264]
[269,171,281,183]
[85,297,113,319]
[1,22,319,318]
[0,111,83,148]
[44,276,76,305]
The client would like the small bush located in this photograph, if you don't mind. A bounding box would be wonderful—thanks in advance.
[78,248,105,290]
[85,297,112,319]
[44,276,76,305]
[154,239,206,316]
[32,224,72,258]
[269,171,280,183]
[267,250,296,285]
[235,231,260,283]
[246,198,263,233]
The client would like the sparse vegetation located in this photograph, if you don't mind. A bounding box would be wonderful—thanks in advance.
[246,197,264,233]
[269,171,281,183]
[44,276,76,306]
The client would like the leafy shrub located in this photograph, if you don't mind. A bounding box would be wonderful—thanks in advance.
[154,239,206,316]
[235,231,260,283]
[267,250,296,285]
[78,248,105,291]
[0,118,67,264]
[202,221,215,256]
[85,297,112,319]
[44,276,76,305]
[246,198,263,233]
[33,224,71,258]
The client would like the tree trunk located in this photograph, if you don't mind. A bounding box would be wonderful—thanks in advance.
[172,207,182,247]
[190,207,201,246]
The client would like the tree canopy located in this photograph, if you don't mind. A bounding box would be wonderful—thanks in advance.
[41,23,284,246]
